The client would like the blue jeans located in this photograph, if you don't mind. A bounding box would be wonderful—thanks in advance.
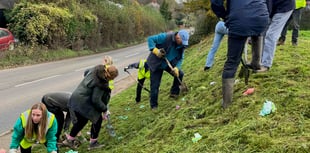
[149,67,184,109]
[261,10,293,68]
[280,8,303,44]
[205,21,228,68]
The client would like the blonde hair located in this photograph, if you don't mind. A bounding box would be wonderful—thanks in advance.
[102,56,113,65]
[25,103,48,141]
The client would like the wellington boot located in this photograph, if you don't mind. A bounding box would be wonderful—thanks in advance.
[222,78,235,109]
[249,36,263,70]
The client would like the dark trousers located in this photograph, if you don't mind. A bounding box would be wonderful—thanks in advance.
[136,78,146,102]
[150,67,184,108]
[222,34,248,79]
[69,111,102,139]
[280,8,303,43]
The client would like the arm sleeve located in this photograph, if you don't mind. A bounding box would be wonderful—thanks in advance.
[176,52,184,69]
[91,87,108,112]
[147,33,167,51]
[128,62,139,69]
[10,118,24,149]
[46,118,58,153]
[211,0,228,19]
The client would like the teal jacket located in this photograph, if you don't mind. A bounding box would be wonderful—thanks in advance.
[10,111,58,153]
[146,32,185,72]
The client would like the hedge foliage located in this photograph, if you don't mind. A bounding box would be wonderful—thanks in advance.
[6,0,166,50]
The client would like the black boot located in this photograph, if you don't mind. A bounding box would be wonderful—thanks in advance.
[247,36,263,70]
[222,78,234,109]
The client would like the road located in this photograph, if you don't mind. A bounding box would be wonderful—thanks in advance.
[0,43,149,134]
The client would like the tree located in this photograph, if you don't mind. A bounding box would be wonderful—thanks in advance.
[160,0,171,21]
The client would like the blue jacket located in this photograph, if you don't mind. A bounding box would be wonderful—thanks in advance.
[211,0,270,37]
[267,0,295,18]
[146,32,185,72]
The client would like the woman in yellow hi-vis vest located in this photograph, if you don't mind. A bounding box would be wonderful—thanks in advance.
[9,103,58,153]
[124,59,150,103]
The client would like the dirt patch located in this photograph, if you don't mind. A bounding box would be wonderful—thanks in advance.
[112,75,137,96]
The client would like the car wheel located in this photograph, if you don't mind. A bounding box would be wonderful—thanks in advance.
[8,43,14,50]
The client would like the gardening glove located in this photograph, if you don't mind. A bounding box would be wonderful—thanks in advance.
[9,149,17,153]
[152,48,166,58]
[172,67,179,77]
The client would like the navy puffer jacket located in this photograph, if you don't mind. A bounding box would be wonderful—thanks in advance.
[211,0,269,37]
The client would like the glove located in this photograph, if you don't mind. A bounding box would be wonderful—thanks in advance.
[172,67,179,77]
[124,66,129,72]
[152,48,166,58]
[9,149,17,153]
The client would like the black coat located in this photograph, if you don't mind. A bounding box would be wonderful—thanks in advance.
[68,65,111,123]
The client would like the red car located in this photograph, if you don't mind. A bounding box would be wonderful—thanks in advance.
[0,28,15,51]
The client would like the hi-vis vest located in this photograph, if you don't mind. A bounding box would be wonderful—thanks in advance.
[109,80,114,90]
[138,60,150,80]
[296,0,306,9]
[20,110,55,149]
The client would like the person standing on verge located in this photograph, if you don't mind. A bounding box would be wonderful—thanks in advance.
[62,64,118,150]
[204,20,228,71]
[124,59,150,103]
[278,0,306,46]
[10,103,58,153]
[256,0,295,72]
[146,29,189,110]
[211,0,270,108]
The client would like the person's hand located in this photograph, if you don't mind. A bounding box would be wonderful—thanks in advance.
[0,149,6,153]
[124,66,129,72]
[9,149,17,153]
[103,110,111,120]
[152,48,166,58]
[50,151,57,153]
[172,67,179,77]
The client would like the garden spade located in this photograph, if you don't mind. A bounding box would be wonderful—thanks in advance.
[163,57,188,93]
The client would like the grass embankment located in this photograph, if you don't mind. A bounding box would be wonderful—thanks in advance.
[54,31,309,152]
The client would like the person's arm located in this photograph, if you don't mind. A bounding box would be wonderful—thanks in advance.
[147,33,167,51]
[45,117,58,153]
[91,87,109,112]
[127,62,139,69]
[10,118,24,150]
[211,0,228,20]
[176,52,184,69]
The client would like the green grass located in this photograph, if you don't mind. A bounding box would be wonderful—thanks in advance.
[38,31,310,153]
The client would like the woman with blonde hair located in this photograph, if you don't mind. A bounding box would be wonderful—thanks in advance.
[10,103,58,153]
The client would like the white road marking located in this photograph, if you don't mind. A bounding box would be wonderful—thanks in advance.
[15,75,61,87]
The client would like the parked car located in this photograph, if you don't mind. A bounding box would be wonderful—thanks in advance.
[0,28,16,51]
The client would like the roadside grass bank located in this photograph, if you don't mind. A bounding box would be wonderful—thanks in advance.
[35,30,310,152]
